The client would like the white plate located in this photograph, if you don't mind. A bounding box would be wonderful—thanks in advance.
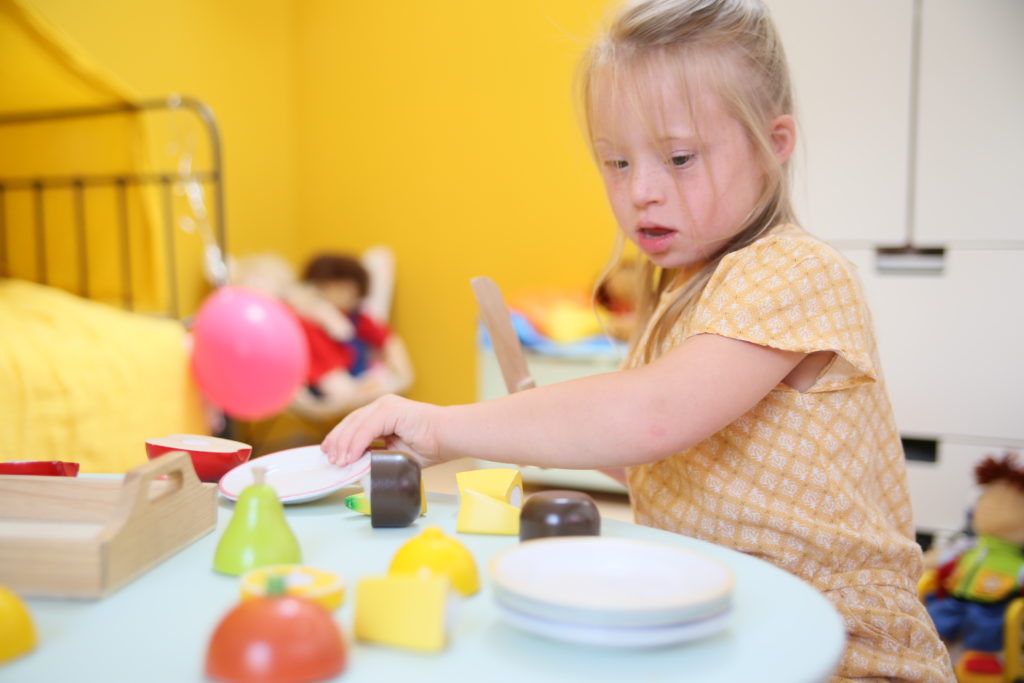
[490,537,734,627]
[496,602,732,648]
[218,446,370,504]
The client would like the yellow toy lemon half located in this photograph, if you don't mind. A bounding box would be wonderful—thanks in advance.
[240,565,345,611]
[0,585,37,663]
[389,526,479,596]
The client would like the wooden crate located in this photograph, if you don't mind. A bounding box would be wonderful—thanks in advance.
[0,451,217,598]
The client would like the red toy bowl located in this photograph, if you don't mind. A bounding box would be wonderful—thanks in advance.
[0,461,80,476]
[145,434,252,483]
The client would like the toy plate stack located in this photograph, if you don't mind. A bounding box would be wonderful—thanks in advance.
[488,537,735,648]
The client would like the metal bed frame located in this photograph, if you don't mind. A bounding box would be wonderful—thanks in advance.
[0,95,226,318]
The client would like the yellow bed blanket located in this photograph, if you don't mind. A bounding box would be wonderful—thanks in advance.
[0,279,207,473]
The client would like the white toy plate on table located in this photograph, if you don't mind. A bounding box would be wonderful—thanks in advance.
[218,446,370,504]
[490,537,734,628]
[496,602,732,648]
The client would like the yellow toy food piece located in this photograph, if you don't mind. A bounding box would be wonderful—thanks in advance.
[389,526,479,596]
[240,565,345,611]
[0,585,36,663]
[456,488,521,535]
[456,469,523,507]
[354,574,449,653]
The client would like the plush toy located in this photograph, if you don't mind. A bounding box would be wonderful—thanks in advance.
[230,250,413,421]
[287,253,414,420]
[595,259,640,342]
[925,453,1024,679]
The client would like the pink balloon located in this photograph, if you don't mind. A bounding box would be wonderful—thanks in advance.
[191,287,309,420]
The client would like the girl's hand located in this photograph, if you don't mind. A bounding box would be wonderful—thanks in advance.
[320,394,442,468]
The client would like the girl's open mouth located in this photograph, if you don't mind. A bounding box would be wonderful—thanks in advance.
[636,225,677,253]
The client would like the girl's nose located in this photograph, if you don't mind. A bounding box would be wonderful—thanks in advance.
[629,162,667,207]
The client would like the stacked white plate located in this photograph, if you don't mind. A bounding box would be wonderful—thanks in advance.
[489,536,735,648]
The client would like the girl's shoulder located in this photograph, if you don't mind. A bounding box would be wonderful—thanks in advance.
[718,223,856,279]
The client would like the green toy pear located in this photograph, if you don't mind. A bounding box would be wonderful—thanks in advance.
[214,467,301,575]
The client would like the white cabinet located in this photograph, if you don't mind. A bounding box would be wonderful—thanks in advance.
[914,0,1024,245]
[843,247,1024,537]
[767,0,913,245]
[842,248,1024,442]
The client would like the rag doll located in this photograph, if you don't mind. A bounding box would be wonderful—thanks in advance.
[926,453,1024,680]
[288,253,413,420]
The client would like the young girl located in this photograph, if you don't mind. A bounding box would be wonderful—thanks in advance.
[323,0,954,679]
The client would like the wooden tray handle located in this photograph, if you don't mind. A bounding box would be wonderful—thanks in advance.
[118,451,201,516]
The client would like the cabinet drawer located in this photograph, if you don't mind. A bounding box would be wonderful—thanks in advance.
[842,248,1024,441]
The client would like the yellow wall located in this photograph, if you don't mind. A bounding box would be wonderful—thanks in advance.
[13,0,620,406]
[294,0,617,406]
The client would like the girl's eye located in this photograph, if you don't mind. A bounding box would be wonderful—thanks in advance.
[604,159,629,170]
[669,153,694,168]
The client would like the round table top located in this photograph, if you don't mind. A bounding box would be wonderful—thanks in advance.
[10,487,845,683]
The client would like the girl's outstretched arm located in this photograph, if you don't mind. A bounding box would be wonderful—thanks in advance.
[322,333,806,469]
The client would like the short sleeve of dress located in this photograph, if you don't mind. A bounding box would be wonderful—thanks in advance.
[688,228,876,392]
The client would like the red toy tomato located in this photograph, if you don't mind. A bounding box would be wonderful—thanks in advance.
[205,592,346,683]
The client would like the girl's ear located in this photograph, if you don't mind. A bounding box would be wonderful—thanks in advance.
[769,114,796,164]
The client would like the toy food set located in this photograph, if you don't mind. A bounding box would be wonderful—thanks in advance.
[219,445,370,504]
[0,585,36,663]
[146,433,252,483]
[206,575,347,683]
[519,490,601,542]
[0,451,216,598]
[214,467,301,576]
[240,565,345,612]
[0,461,79,476]
[389,526,480,596]
[489,537,734,647]
[455,468,523,535]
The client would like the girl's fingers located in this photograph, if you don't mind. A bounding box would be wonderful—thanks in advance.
[322,403,371,464]
[322,396,395,465]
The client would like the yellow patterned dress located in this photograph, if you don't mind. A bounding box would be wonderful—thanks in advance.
[625,224,955,681]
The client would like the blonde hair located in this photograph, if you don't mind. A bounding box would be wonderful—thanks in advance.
[581,0,796,363]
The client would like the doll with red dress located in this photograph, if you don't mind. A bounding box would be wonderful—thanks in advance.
[287,252,413,420]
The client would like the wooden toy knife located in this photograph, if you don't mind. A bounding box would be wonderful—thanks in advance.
[470,276,536,394]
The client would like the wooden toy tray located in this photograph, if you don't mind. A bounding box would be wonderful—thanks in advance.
[0,451,217,598]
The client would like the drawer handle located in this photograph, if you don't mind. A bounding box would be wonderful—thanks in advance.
[875,246,945,275]
[902,436,938,463]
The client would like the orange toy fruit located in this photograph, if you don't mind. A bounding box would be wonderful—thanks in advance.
[205,576,347,683]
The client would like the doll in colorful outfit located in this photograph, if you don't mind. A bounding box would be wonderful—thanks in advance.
[289,253,413,419]
[927,453,1024,679]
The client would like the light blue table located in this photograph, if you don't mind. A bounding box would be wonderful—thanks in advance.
[4,488,845,683]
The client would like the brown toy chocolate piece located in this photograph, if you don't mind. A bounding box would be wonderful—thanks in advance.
[370,452,422,528]
[519,490,601,542]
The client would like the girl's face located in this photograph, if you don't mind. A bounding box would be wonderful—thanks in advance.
[591,70,774,270]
